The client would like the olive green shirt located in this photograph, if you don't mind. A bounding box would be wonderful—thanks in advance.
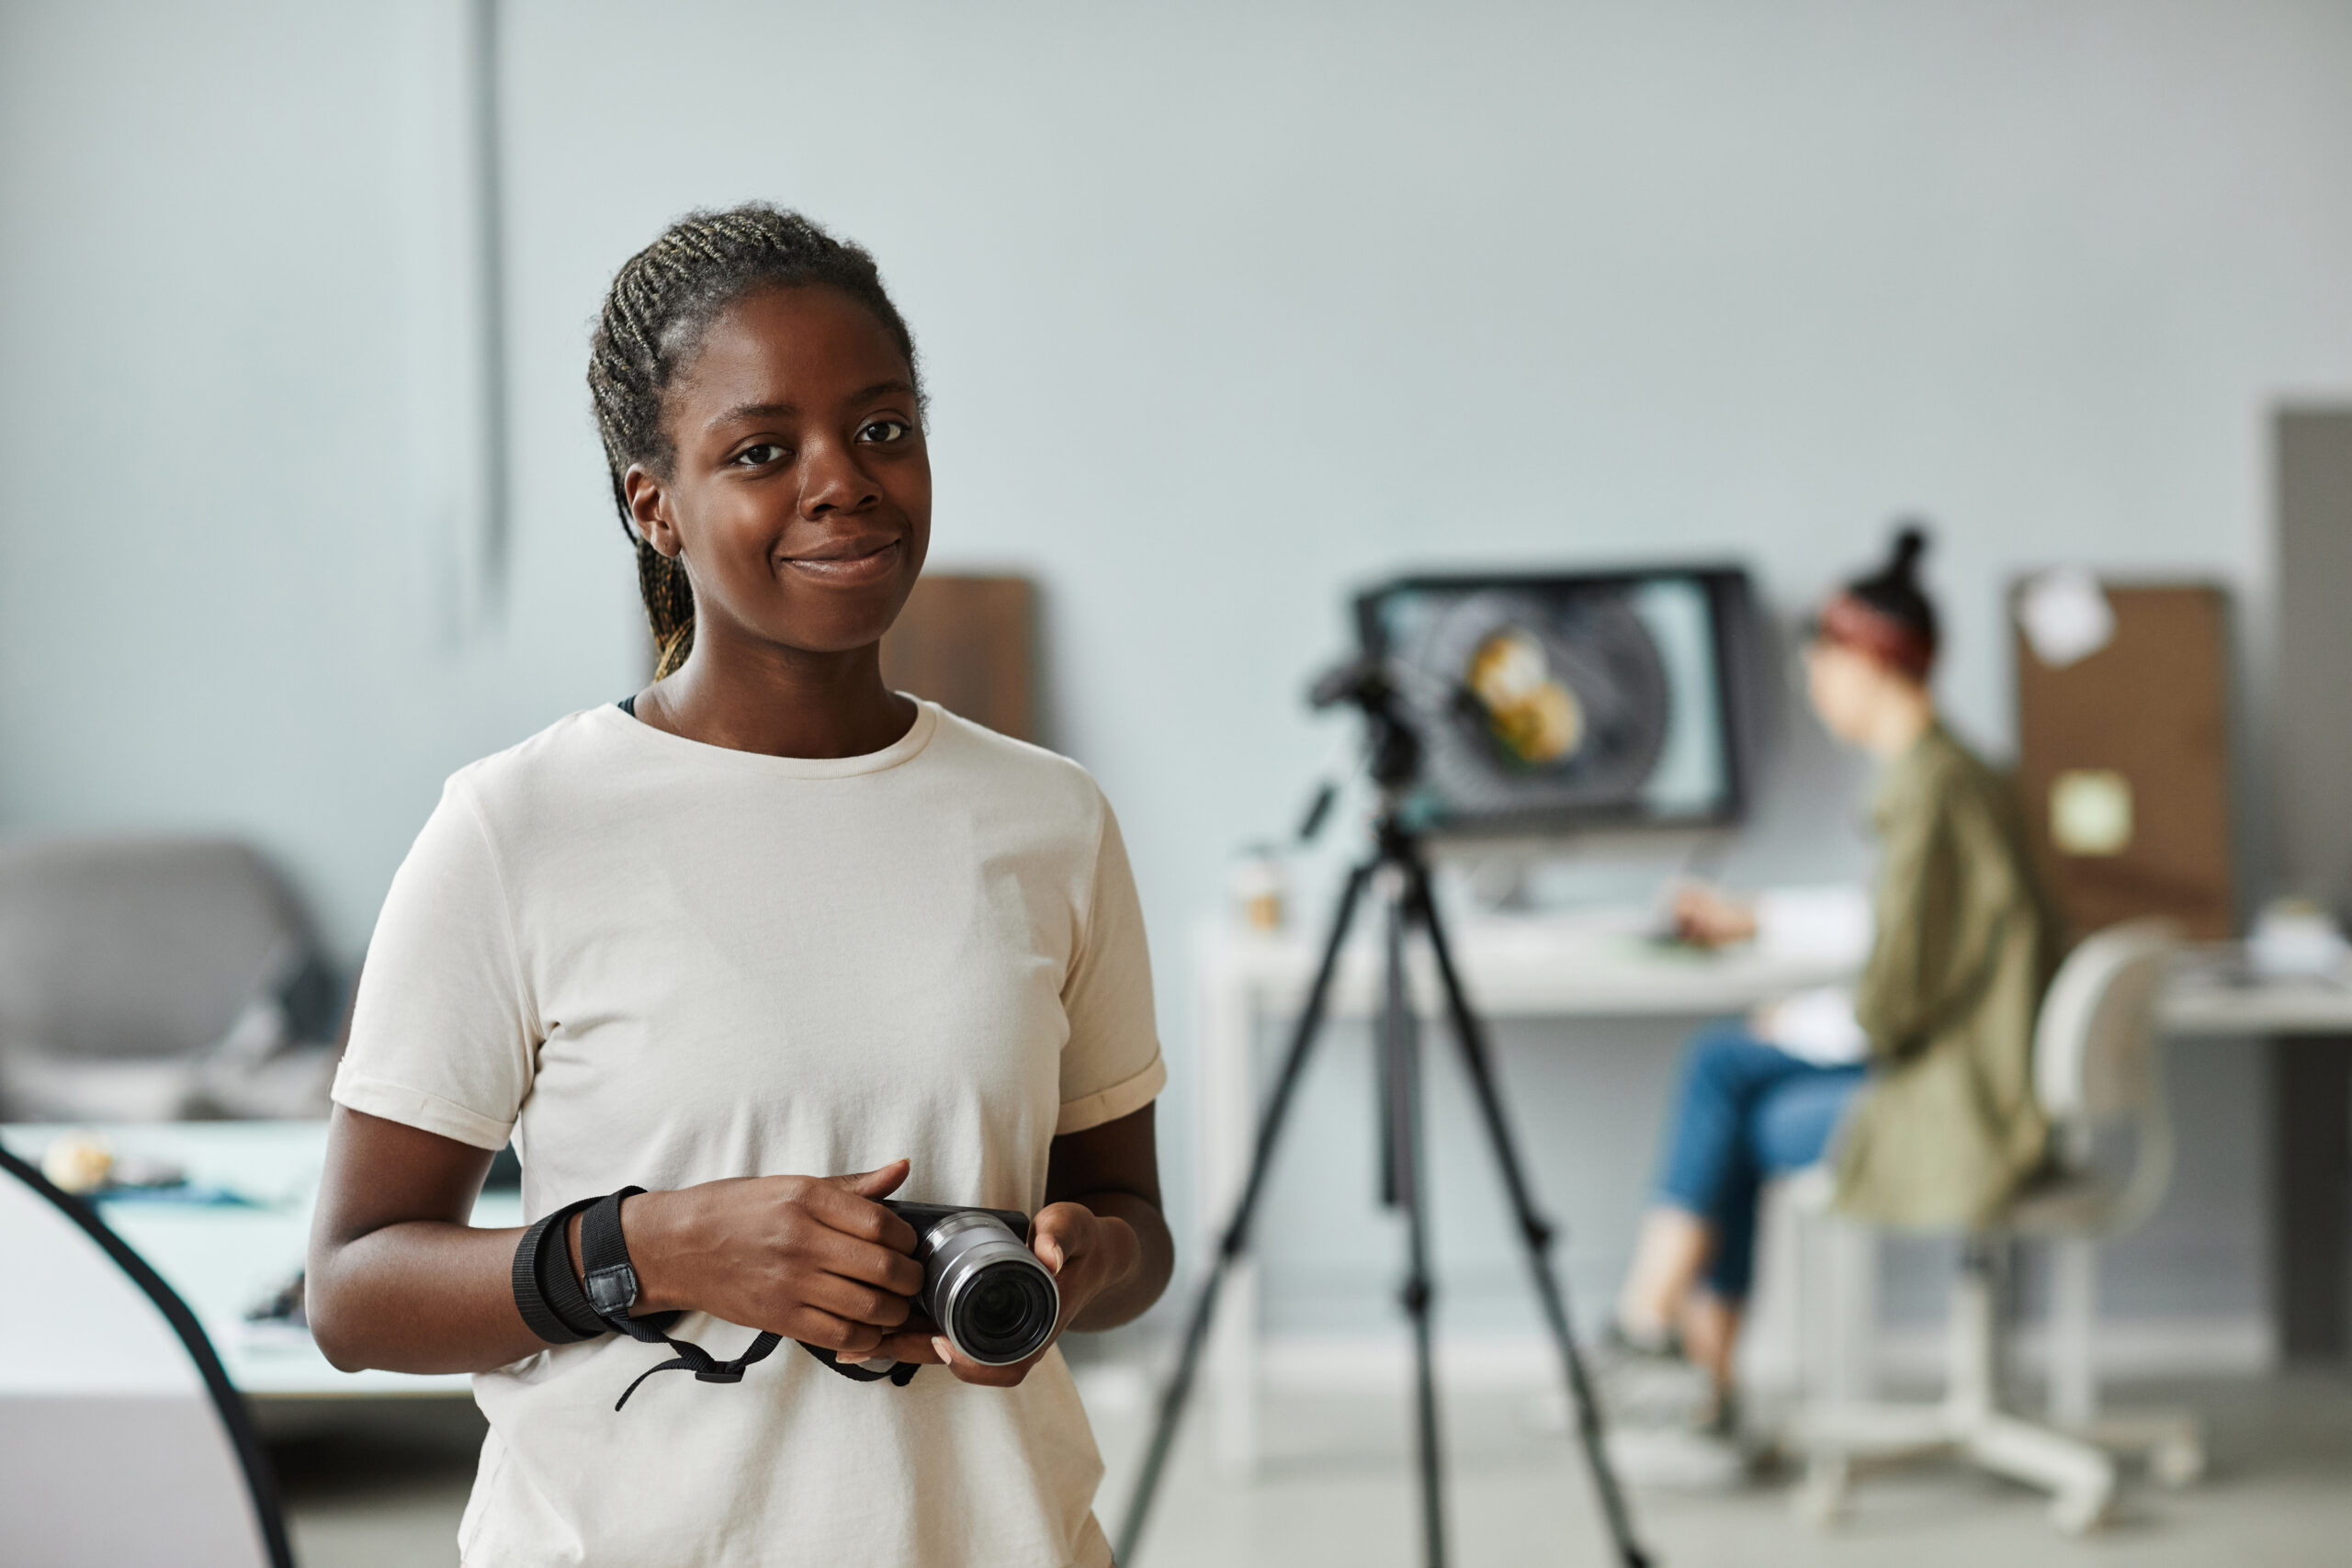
[1832,722,2060,1227]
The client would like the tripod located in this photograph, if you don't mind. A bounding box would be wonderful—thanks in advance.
[1114,673,1652,1568]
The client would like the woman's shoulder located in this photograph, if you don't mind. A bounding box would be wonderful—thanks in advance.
[435,705,639,824]
[1874,723,2018,833]
[922,705,1106,815]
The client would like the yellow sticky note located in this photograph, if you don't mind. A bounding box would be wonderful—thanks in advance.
[2052,770,2133,856]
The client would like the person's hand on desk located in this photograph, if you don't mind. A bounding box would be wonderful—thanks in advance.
[1672,883,1758,949]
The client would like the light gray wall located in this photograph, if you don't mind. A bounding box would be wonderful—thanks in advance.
[5,0,2349,1336]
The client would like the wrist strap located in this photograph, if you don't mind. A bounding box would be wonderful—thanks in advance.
[511,1196,604,1345]
[576,1186,788,1410]
[536,1198,606,1338]
[538,1186,920,1408]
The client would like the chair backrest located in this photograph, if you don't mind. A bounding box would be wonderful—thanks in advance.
[2032,919,2176,1128]
[0,1142,288,1567]
[0,836,309,1062]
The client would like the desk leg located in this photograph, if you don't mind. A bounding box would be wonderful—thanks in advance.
[2271,1034,2352,1362]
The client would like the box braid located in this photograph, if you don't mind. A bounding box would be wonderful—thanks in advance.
[588,203,922,677]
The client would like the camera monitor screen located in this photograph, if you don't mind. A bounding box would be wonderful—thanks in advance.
[1356,566,1760,836]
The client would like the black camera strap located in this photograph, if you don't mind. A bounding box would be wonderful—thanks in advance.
[574,1188,916,1410]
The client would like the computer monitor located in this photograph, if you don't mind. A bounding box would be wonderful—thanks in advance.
[1355,565,1763,838]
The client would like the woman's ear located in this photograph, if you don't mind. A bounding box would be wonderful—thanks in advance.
[623,465,682,558]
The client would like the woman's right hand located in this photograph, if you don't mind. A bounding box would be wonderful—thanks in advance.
[1671,883,1759,949]
[618,1159,927,1360]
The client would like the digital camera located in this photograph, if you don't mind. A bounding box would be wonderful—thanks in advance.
[883,1201,1060,1367]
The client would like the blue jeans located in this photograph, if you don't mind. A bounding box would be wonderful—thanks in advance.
[1654,1025,1866,1303]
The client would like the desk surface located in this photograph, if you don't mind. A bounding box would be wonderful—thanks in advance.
[3,1121,513,1397]
[1200,909,1859,1018]
[1202,914,2352,1036]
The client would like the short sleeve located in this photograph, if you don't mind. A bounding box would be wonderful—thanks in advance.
[1056,795,1165,1135]
[331,777,538,1149]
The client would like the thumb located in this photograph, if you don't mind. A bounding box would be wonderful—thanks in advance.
[1031,1208,1077,1274]
[835,1158,910,1200]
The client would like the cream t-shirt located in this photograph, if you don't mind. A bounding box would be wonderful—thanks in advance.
[332,699,1165,1568]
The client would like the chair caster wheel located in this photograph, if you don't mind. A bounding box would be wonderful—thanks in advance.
[2051,1479,2115,1535]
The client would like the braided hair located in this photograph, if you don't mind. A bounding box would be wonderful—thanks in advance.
[587,204,922,677]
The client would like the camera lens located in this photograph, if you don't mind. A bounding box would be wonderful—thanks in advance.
[909,1209,1062,1366]
[968,1272,1030,1337]
[951,1260,1058,1363]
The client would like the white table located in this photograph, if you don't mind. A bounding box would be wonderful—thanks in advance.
[1193,908,1861,1473]
[1193,912,2352,1472]
[1,1121,517,1398]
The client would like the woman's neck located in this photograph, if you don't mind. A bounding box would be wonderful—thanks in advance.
[1861,683,1937,761]
[634,633,915,760]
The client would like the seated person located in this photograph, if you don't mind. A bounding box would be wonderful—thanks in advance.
[1609,526,2059,1461]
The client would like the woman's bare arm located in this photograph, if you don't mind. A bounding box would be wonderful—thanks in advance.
[305,1105,927,1375]
[1044,1101,1172,1331]
[305,1107,538,1373]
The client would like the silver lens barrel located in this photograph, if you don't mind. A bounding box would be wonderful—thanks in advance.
[914,1211,1060,1366]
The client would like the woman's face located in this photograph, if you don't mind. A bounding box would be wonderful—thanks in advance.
[1804,638,1893,745]
[625,285,931,658]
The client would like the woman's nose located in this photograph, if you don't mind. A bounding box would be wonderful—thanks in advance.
[799,438,876,516]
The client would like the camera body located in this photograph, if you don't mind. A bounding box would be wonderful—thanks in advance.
[883,1201,1060,1367]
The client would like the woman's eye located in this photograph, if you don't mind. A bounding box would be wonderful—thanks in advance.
[733,443,787,467]
[858,419,912,444]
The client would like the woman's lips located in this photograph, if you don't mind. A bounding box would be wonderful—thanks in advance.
[779,537,902,585]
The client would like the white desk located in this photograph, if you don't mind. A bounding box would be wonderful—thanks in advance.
[2,1121,518,1398]
[1194,908,1860,1473]
[1194,914,2352,1472]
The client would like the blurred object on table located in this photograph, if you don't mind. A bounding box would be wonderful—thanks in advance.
[1229,843,1287,933]
[2247,898,2352,981]
[0,837,344,1122]
[879,573,1036,742]
[40,1127,117,1193]
[2011,580,2234,942]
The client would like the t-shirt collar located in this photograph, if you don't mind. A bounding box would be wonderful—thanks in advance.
[592,695,941,780]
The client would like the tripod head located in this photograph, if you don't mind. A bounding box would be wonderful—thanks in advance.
[1308,655,1422,796]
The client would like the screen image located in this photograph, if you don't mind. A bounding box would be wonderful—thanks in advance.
[1357,567,1759,835]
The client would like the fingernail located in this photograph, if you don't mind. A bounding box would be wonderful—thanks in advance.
[932,1336,954,1360]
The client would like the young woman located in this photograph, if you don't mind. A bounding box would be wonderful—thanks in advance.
[1610,528,2058,1454]
[307,205,1172,1568]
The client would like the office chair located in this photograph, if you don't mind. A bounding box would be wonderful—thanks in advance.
[1787,919,2203,1534]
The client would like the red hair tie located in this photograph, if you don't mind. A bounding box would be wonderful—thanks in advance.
[1816,592,1934,678]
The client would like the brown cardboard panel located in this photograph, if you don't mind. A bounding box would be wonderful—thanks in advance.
[2012,583,2234,942]
[880,574,1036,741]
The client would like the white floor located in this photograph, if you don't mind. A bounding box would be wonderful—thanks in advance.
[276,1366,2352,1567]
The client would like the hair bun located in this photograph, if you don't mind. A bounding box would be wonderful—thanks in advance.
[1889,522,1929,581]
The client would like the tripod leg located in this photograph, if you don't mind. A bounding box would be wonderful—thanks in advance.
[1382,871,1449,1568]
[1406,862,1654,1568]
[1114,859,1375,1566]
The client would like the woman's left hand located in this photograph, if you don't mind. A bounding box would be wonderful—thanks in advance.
[870,1201,1137,1386]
